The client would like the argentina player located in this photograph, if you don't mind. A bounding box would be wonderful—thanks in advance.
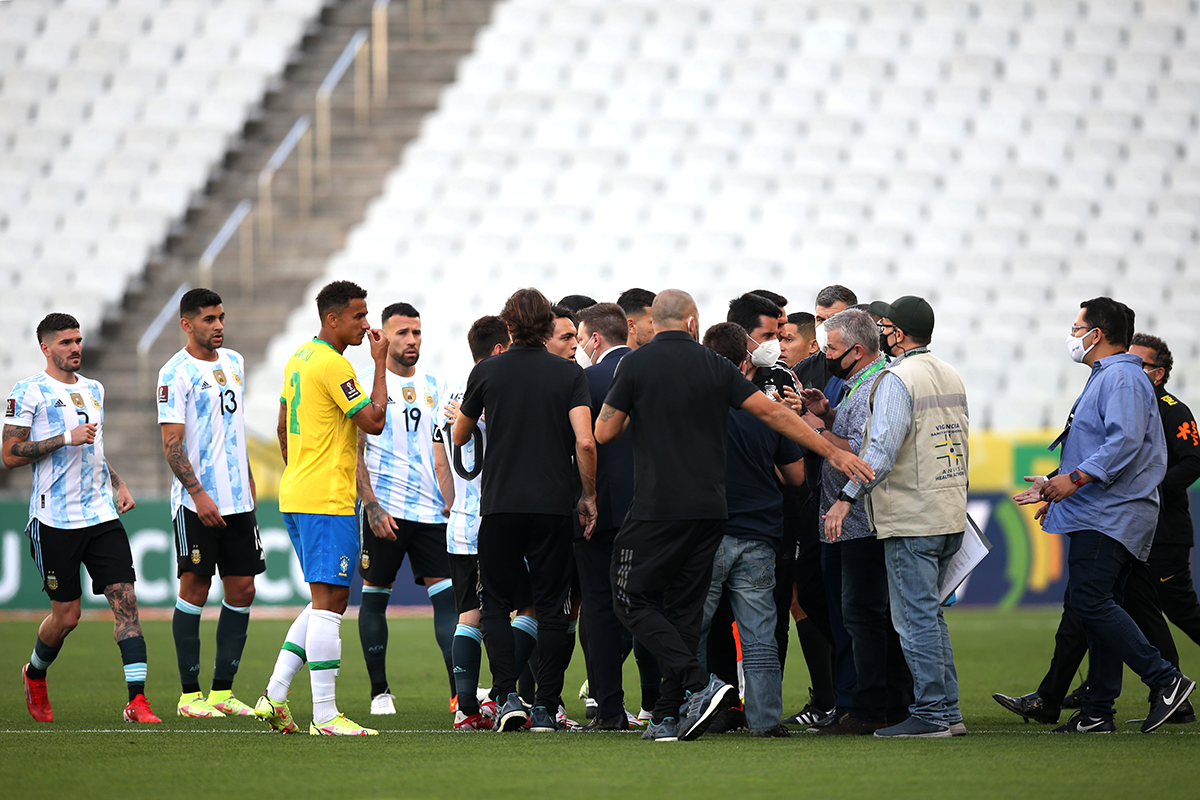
[355,303,457,716]
[157,288,262,719]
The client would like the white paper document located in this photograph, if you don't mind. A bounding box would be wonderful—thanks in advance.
[939,514,992,604]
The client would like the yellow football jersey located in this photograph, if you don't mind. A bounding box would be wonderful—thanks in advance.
[279,338,371,515]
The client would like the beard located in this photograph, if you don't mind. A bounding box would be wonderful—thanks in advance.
[53,353,81,373]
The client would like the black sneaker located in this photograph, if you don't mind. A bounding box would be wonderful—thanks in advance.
[1143,673,1196,733]
[1061,683,1086,709]
[528,705,558,732]
[991,691,1061,725]
[496,692,528,732]
[704,705,747,734]
[1053,712,1115,733]
[679,675,737,741]
[1168,698,1196,724]
[782,688,834,726]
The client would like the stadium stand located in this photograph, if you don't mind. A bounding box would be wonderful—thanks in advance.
[243,0,1200,437]
[0,0,324,393]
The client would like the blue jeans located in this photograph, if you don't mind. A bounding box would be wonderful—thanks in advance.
[883,533,963,727]
[1066,529,1177,717]
[697,536,782,731]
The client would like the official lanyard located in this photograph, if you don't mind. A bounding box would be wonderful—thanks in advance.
[840,359,887,403]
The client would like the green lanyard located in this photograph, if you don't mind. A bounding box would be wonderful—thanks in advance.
[841,359,887,403]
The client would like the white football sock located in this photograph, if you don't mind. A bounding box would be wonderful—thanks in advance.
[267,603,311,702]
[307,609,343,724]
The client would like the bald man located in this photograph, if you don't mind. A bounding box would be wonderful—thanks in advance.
[595,290,872,742]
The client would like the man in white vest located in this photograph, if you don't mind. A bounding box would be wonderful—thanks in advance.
[823,295,968,738]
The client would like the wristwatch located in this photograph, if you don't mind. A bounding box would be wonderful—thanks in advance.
[813,427,827,435]
[1069,469,1085,487]
[836,491,857,505]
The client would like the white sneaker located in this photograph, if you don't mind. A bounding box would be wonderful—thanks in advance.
[626,706,645,726]
[370,692,397,715]
[638,708,653,722]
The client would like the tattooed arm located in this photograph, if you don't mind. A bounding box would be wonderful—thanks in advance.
[277,401,288,465]
[107,465,136,513]
[593,403,629,445]
[357,429,397,541]
[160,422,222,527]
[104,582,144,642]
[2,423,93,470]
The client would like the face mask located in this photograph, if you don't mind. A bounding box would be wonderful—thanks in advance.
[826,347,859,380]
[879,329,893,355]
[575,344,592,368]
[748,338,781,369]
[815,324,829,354]
[1066,328,1098,363]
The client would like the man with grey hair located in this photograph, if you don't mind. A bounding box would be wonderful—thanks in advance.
[790,309,912,734]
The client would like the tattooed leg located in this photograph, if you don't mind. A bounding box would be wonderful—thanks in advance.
[104,583,144,642]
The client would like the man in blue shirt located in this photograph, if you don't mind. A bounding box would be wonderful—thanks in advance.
[699,322,805,738]
[1015,297,1193,733]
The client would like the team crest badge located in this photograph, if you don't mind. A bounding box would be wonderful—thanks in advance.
[402,386,416,404]
[424,390,435,408]
[46,572,58,590]
[361,552,370,570]
[232,371,242,386]
[339,556,350,577]
[191,545,202,565]
[213,369,227,387]
[70,393,85,410]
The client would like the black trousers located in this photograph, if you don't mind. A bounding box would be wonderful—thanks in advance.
[478,513,571,708]
[575,526,626,720]
[794,496,837,709]
[1147,544,1200,649]
[1037,557,1179,705]
[612,518,725,721]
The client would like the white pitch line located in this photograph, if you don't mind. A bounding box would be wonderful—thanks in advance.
[1,728,1195,736]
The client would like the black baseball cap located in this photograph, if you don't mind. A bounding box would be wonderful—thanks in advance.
[869,296,935,339]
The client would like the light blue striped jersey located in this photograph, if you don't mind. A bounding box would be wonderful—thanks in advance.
[157,348,254,516]
[359,365,448,523]
[5,372,118,529]
[434,375,485,555]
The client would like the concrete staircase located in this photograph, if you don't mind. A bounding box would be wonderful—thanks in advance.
[1,0,498,500]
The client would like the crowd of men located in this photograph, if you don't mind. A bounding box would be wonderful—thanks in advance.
[5,281,1198,738]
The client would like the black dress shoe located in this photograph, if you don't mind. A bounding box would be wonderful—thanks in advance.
[749,724,791,738]
[804,709,849,732]
[992,691,1061,725]
[579,716,632,731]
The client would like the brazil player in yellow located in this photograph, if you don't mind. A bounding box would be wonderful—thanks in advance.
[255,281,388,736]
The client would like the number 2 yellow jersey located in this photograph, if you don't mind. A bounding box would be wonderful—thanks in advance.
[279,338,371,515]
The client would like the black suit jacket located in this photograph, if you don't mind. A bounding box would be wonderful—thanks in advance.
[587,346,635,533]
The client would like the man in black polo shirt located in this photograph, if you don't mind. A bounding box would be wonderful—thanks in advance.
[595,289,873,742]
[453,288,598,733]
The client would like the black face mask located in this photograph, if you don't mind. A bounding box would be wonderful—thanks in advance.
[826,348,858,380]
[879,331,893,355]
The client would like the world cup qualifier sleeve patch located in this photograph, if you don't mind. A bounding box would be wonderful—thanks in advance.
[158,385,169,404]
[341,379,362,402]
[5,398,15,418]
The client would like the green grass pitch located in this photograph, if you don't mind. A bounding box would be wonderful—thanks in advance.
[1,607,1197,800]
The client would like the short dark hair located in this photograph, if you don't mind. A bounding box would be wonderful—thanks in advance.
[815,285,857,308]
[577,302,628,346]
[1080,297,1134,350]
[1132,332,1173,386]
[617,288,656,315]
[787,311,815,339]
[381,302,419,325]
[557,294,597,313]
[36,313,80,344]
[467,315,510,362]
[501,288,555,347]
[751,289,788,310]
[703,322,749,368]
[727,292,782,336]
[551,304,578,326]
[180,288,222,319]
[316,280,367,320]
